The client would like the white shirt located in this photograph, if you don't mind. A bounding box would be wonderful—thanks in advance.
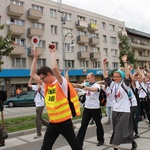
[105,86,114,107]
[110,81,131,113]
[135,81,147,98]
[32,84,45,107]
[85,83,100,109]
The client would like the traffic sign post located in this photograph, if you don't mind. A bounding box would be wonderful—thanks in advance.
[31,36,40,52]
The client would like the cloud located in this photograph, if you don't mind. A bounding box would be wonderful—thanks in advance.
[54,0,150,33]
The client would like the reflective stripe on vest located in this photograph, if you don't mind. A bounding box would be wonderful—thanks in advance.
[45,83,72,123]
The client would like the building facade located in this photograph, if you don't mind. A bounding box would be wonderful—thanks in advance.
[0,0,126,97]
[126,27,150,69]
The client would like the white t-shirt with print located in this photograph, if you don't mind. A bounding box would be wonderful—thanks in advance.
[32,84,45,107]
[135,81,147,98]
[85,83,100,109]
[110,81,131,113]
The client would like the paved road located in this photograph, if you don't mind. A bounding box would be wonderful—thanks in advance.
[3,106,47,119]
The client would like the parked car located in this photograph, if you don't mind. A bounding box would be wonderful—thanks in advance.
[4,91,36,108]
[74,88,86,101]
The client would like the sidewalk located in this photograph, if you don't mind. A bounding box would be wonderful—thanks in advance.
[1,117,150,150]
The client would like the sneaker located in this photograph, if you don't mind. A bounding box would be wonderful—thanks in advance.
[131,141,137,150]
[97,141,104,146]
[104,120,110,125]
[134,134,140,139]
[34,135,42,139]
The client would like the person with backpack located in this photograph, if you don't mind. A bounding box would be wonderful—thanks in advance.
[30,45,82,150]
[103,55,137,150]
[28,77,49,139]
[75,72,105,148]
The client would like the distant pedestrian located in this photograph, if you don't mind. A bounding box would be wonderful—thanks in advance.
[75,72,105,148]
[28,77,49,139]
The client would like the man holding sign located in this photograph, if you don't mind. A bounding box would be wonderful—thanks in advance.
[30,44,82,150]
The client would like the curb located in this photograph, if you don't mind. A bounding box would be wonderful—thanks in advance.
[7,119,82,139]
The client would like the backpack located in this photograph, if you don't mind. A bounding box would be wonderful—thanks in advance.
[99,89,107,106]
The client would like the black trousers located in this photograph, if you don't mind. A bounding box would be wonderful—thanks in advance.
[140,98,150,123]
[131,106,138,134]
[41,119,82,150]
[77,108,104,147]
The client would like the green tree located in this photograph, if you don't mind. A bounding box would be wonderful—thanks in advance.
[0,24,14,70]
[118,35,137,68]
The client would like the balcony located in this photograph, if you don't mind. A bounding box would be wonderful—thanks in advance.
[27,27,43,37]
[89,37,99,45]
[77,35,89,44]
[90,52,101,60]
[136,55,150,61]
[27,8,42,20]
[77,51,90,59]
[7,4,23,17]
[28,47,44,56]
[76,20,88,29]
[10,44,24,55]
[88,23,98,32]
[8,24,25,36]
[131,43,150,50]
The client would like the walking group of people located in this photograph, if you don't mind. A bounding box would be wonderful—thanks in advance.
[28,43,150,150]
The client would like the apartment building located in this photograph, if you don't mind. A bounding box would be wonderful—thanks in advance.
[0,0,125,97]
[126,27,150,69]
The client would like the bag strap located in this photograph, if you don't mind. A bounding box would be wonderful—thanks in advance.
[139,83,148,95]
[38,91,45,99]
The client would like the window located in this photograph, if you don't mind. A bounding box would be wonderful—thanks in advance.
[65,43,74,52]
[12,58,26,68]
[63,28,72,36]
[51,41,58,50]
[110,37,117,44]
[109,24,115,31]
[51,25,57,34]
[112,62,118,69]
[50,9,57,18]
[39,40,45,48]
[90,19,97,24]
[37,59,46,68]
[103,48,108,55]
[118,27,123,31]
[111,49,118,56]
[80,45,88,51]
[101,22,106,29]
[11,38,25,46]
[93,61,100,68]
[80,61,89,68]
[92,47,99,52]
[32,22,44,30]
[10,18,24,26]
[32,5,43,12]
[65,60,74,68]
[91,33,99,38]
[10,0,24,6]
[79,31,87,36]
[102,35,107,42]
[77,15,86,21]
[138,51,142,56]
[63,12,72,21]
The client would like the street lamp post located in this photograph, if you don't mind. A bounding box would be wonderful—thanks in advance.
[57,0,76,70]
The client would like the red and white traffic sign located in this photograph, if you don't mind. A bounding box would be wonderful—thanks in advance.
[31,36,39,47]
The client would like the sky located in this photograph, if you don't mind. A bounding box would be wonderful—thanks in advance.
[53,0,150,34]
